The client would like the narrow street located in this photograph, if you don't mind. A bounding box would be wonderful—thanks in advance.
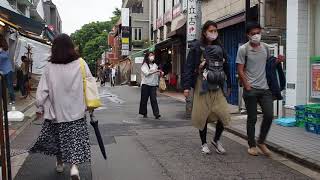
[8,85,315,180]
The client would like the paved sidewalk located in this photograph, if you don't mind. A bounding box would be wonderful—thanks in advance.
[7,91,36,140]
[164,92,320,172]
[228,115,320,171]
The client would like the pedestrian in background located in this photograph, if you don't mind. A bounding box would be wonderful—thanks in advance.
[139,51,162,119]
[0,35,15,104]
[236,22,283,156]
[182,21,231,155]
[111,65,116,87]
[31,34,91,180]
[16,56,28,97]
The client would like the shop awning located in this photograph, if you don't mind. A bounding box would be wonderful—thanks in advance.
[216,12,245,30]
[0,5,45,34]
[129,45,157,60]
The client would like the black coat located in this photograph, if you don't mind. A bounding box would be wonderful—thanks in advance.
[265,56,286,100]
[182,40,231,90]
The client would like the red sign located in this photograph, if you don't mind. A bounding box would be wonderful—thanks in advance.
[156,16,164,29]
[173,3,182,19]
[164,10,173,24]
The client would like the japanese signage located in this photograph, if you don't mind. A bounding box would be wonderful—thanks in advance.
[173,3,182,19]
[164,10,173,24]
[311,64,320,98]
[187,0,197,41]
[121,8,130,56]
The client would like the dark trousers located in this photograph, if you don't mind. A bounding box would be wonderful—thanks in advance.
[17,71,27,96]
[139,84,160,117]
[199,120,224,145]
[243,88,273,147]
[4,71,15,102]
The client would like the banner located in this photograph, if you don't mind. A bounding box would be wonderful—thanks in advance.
[14,36,51,75]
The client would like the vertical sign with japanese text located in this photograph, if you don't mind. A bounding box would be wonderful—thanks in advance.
[121,8,130,56]
[187,0,197,42]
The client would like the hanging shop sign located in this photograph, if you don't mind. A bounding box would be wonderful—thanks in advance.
[121,8,130,56]
[187,0,197,41]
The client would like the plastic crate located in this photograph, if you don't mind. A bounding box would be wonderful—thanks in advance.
[296,120,306,128]
[305,105,320,114]
[305,122,320,134]
[305,116,320,124]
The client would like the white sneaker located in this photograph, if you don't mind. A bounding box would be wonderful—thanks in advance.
[201,143,211,154]
[56,162,64,173]
[211,141,226,154]
[70,165,80,180]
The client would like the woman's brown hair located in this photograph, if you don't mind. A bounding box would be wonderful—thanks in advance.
[50,34,80,64]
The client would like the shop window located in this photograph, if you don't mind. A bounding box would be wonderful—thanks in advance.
[132,28,142,41]
[132,1,143,13]
[166,23,172,35]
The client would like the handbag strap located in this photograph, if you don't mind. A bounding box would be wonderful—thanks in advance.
[79,58,87,104]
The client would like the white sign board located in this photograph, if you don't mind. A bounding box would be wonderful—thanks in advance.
[122,50,130,56]
[121,8,130,27]
[135,57,144,64]
[187,0,197,41]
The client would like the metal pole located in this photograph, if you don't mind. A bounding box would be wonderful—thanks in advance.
[0,75,7,180]
[2,74,12,180]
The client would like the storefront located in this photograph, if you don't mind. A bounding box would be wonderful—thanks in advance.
[285,0,320,113]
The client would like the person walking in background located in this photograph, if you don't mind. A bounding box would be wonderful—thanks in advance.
[30,34,91,180]
[0,35,15,104]
[139,51,163,119]
[16,56,29,97]
[236,22,284,157]
[111,65,116,87]
[182,21,231,155]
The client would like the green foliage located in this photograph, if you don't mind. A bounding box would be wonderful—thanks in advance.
[70,8,121,74]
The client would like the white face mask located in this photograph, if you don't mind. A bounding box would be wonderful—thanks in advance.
[0,48,3,52]
[149,56,155,62]
[250,34,262,44]
[206,32,218,42]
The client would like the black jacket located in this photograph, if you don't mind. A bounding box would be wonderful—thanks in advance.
[266,56,286,100]
[182,40,231,90]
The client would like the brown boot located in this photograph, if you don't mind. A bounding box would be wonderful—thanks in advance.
[248,147,259,156]
[258,144,272,157]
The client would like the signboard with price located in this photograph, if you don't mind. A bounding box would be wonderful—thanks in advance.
[187,0,197,41]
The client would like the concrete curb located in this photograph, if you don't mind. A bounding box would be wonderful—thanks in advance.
[224,126,320,172]
[163,95,320,172]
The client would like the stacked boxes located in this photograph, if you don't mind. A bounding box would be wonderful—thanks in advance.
[304,105,320,134]
[295,105,306,128]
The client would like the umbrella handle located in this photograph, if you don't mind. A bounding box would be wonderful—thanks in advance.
[89,110,97,123]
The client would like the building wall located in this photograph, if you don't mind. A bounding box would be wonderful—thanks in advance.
[130,0,151,49]
[202,0,259,23]
[286,0,310,107]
